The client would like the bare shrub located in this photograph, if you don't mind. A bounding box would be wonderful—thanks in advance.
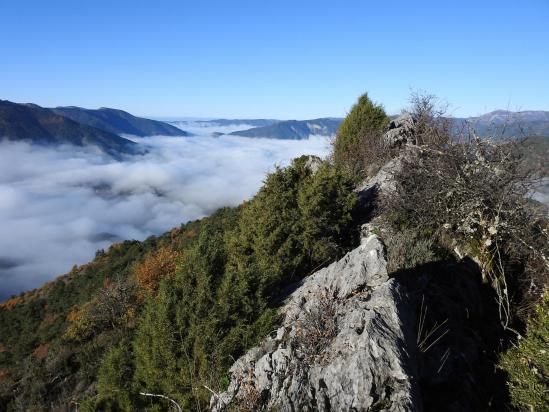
[293,288,338,366]
[232,367,262,412]
[381,134,548,326]
[408,91,452,148]
[64,278,139,341]
[359,129,398,178]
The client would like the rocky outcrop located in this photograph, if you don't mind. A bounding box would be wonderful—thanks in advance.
[210,111,508,411]
[210,228,421,411]
[383,113,416,147]
[355,112,419,204]
[356,143,422,204]
[356,156,401,204]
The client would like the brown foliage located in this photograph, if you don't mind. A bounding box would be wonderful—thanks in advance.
[381,136,548,324]
[233,367,262,412]
[0,296,23,311]
[185,229,197,238]
[33,343,50,360]
[135,245,181,292]
[293,288,338,366]
[169,227,180,242]
[0,369,9,382]
[64,279,139,341]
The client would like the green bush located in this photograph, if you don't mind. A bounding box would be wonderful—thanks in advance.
[499,290,549,410]
[95,342,136,410]
[384,229,443,274]
[228,156,358,297]
[332,93,388,176]
[124,157,359,410]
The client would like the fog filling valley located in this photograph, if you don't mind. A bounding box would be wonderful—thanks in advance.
[0,125,330,298]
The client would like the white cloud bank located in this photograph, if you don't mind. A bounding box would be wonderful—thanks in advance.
[0,131,330,298]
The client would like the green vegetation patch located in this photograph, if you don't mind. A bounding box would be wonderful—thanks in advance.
[499,291,549,411]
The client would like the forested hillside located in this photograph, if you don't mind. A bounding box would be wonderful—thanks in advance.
[0,100,140,157]
[52,107,189,137]
[1,93,547,411]
[0,155,359,411]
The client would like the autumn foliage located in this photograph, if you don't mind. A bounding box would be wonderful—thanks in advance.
[134,246,181,292]
[64,279,139,341]
[33,343,50,360]
[0,296,24,311]
[0,369,9,382]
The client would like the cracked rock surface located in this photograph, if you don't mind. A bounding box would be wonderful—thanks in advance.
[383,113,417,147]
[210,229,421,412]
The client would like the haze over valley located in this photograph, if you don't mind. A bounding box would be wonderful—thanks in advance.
[1,101,549,298]
[1,2,548,410]
[0,116,330,298]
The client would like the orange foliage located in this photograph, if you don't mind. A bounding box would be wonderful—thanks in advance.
[64,300,99,341]
[0,343,5,353]
[135,246,181,292]
[0,369,9,382]
[66,307,79,323]
[103,278,115,289]
[33,343,50,360]
[170,227,180,242]
[0,296,23,311]
[185,229,197,238]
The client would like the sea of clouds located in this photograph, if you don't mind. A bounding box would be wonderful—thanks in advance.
[0,126,330,298]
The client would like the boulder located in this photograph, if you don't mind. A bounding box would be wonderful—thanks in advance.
[383,112,416,147]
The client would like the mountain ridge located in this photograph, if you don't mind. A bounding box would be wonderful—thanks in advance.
[216,110,549,140]
[52,106,189,137]
[228,117,343,139]
[0,100,141,157]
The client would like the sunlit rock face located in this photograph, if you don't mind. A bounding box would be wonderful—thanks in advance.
[210,227,421,412]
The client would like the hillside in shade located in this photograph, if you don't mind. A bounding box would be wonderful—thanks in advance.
[229,118,343,139]
[0,100,141,157]
[53,106,189,137]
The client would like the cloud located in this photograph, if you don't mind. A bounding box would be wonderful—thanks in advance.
[0,129,330,299]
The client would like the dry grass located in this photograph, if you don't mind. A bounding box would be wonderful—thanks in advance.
[293,288,338,366]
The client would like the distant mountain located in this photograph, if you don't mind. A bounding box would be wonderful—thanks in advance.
[471,110,549,124]
[53,106,189,137]
[229,118,343,139]
[223,111,549,140]
[196,118,280,127]
[0,100,141,156]
[457,110,549,139]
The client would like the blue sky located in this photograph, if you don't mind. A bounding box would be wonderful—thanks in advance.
[0,0,548,119]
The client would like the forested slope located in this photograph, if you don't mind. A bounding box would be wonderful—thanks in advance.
[1,93,547,412]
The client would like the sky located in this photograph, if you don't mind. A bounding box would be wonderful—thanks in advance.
[0,0,548,118]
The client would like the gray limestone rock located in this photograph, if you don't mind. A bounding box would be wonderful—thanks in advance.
[210,230,421,412]
[383,113,417,147]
